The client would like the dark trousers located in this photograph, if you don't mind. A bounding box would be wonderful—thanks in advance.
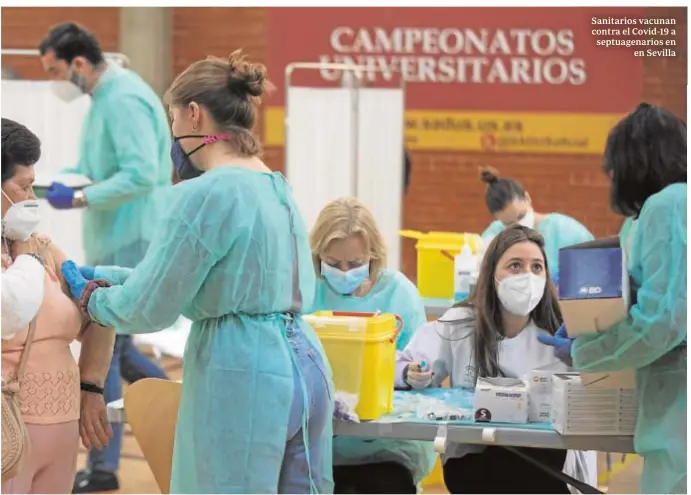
[443,447,570,494]
[333,462,416,494]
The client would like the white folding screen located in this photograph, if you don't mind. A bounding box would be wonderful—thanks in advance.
[2,81,90,264]
[286,87,356,231]
[356,88,405,271]
[286,84,405,270]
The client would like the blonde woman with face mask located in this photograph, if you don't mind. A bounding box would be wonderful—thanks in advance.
[396,225,595,494]
[1,118,115,494]
[308,197,436,494]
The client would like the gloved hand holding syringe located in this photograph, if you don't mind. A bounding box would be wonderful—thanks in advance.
[404,359,434,390]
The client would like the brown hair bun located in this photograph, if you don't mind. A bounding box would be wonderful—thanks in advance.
[479,166,500,185]
[227,49,270,98]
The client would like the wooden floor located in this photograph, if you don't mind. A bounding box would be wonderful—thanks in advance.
[84,356,643,494]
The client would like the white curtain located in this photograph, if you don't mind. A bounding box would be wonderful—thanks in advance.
[2,81,90,265]
[285,85,405,270]
[356,88,405,270]
[286,87,356,231]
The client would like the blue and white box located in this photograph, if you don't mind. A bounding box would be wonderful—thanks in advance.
[473,377,529,424]
[558,238,636,390]
[558,238,631,337]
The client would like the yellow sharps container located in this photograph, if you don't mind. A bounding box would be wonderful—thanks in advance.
[304,311,401,420]
[399,230,483,299]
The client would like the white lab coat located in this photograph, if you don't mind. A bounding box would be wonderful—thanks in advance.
[396,306,597,492]
[1,255,45,339]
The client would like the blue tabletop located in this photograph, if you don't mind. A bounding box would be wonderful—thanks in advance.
[385,388,554,432]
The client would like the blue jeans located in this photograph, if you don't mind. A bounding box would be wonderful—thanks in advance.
[87,335,169,473]
[278,320,331,493]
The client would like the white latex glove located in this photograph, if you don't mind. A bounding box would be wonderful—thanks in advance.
[404,361,433,390]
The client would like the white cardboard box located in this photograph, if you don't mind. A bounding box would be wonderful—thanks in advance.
[526,363,575,423]
[473,377,529,424]
[551,374,638,436]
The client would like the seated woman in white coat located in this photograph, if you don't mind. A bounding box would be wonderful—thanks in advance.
[396,225,595,494]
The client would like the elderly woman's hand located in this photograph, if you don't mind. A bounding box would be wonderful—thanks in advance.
[79,390,112,450]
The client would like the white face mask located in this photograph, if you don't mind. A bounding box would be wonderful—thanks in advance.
[51,65,85,103]
[51,80,83,103]
[2,190,41,242]
[518,209,535,229]
[496,273,546,316]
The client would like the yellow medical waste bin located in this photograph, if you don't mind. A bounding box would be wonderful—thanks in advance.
[304,311,400,420]
[400,230,483,299]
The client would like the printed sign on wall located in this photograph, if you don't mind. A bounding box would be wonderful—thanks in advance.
[265,7,645,154]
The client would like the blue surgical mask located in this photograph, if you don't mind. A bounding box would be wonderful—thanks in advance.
[171,133,231,181]
[321,261,369,295]
[171,135,206,181]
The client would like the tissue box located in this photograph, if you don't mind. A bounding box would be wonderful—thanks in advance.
[473,377,528,424]
[559,238,631,337]
[526,363,574,423]
[551,374,638,436]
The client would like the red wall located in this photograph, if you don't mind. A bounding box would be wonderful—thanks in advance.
[170,6,686,280]
[2,6,687,281]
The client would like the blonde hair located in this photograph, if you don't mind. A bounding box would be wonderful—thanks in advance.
[309,197,387,281]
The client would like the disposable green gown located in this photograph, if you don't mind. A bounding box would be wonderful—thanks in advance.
[308,270,437,484]
[572,183,687,494]
[66,62,172,267]
[482,213,593,275]
[91,266,133,286]
[86,167,334,494]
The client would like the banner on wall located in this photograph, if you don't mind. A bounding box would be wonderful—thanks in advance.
[265,7,645,154]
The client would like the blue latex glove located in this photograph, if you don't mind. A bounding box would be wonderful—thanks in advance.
[537,324,573,365]
[79,266,96,280]
[46,182,75,209]
[61,260,89,300]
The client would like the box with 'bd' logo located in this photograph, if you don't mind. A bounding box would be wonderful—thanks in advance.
[558,238,632,337]
[557,238,636,390]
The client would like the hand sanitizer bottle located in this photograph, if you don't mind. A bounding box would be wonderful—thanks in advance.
[454,240,475,302]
